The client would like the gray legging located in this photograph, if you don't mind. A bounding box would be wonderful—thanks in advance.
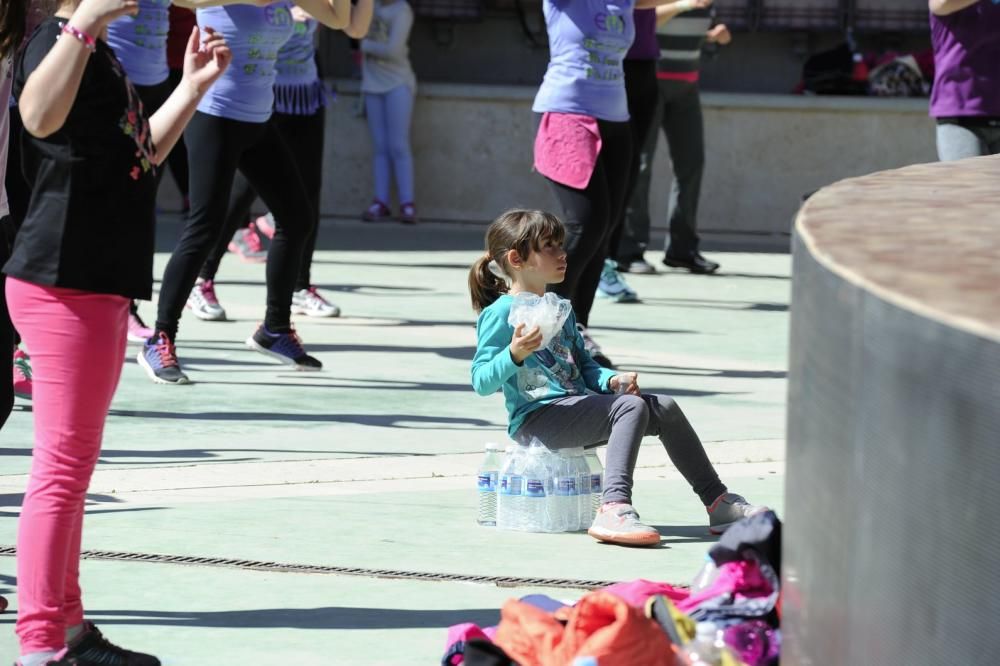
[513,393,727,507]
[936,123,1000,161]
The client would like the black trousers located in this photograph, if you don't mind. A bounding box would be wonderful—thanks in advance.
[155,111,311,337]
[0,216,15,430]
[543,117,632,328]
[164,68,190,199]
[131,80,173,317]
[1,107,29,430]
[608,58,660,262]
[200,108,325,291]
[619,78,706,261]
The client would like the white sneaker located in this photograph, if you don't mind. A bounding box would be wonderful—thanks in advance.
[186,278,227,321]
[292,286,341,318]
[707,493,769,535]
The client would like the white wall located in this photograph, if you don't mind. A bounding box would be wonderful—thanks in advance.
[159,84,938,248]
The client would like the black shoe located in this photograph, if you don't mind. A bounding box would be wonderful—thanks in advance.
[65,622,160,665]
[662,252,720,274]
[246,325,323,370]
[621,257,657,274]
[576,323,615,369]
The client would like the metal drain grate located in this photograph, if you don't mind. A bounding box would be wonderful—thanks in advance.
[0,545,615,591]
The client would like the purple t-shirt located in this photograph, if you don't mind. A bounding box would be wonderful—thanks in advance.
[532,0,637,122]
[929,1,1000,118]
[106,0,171,86]
[626,8,657,61]
[197,2,295,123]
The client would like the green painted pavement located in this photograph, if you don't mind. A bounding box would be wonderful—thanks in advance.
[0,219,789,663]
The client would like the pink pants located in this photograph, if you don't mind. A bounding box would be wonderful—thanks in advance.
[6,278,128,652]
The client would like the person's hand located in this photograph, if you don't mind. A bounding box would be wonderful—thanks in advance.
[707,23,731,45]
[291,5,311,22]
[73,0,139,30]
[182,26,231,97]
[510,324,543,363]
[610,372,640,395]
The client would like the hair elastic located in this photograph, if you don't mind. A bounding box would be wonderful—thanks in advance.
[487,260,509,281]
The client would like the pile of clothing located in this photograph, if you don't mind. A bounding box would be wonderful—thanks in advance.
[442,512,782,666]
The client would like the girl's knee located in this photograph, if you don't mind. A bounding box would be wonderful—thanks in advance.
[649,394,679,415]
[614,394,649,421]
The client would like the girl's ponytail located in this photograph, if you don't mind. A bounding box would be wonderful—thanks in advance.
[468,253,508,313]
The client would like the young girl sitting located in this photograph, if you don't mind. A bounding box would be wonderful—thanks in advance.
[469,209,766,547]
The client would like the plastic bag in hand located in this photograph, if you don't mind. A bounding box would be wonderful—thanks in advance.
[507,292,572,350]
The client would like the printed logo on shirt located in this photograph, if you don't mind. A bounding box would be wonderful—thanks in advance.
[594,6,626,34]
[265,3,293,26]
[583,4,630,81]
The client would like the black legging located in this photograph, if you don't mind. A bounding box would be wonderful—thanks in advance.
[1,107,30,430]
[199,108,325,291]
[543,117,632,328]
[130,80,173,318]
[165,68,190,199]
[609,58,659,262]
[0,216,16,429]
[155,111,311,338]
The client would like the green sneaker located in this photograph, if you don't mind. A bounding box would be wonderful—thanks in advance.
[597,259,639,303]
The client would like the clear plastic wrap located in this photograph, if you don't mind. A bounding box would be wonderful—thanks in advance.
[507,292,572,350]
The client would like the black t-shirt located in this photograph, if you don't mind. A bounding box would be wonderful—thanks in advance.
[6,18,158,300]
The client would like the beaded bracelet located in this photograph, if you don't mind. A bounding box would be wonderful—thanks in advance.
[59,23,97,52]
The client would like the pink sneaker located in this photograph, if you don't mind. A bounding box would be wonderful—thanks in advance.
[362,200,391,222]
[12,349,32,401]
[228,223,267,263]
[254,213,276,240]
[399,202,417,225]
[127,310,154,343]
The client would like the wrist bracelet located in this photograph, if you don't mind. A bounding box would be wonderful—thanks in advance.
[59,23,97,52]
[676,0,696,11]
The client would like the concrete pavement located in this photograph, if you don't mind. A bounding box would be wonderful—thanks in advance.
[0,218,789,664]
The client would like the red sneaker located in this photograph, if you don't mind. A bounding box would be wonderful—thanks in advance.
[12,348,32,400]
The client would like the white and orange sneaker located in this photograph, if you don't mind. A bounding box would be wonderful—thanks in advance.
[707,493,768,535]
[587,502,661,547]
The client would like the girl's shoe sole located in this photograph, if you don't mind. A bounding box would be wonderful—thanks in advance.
[587,526,661,547]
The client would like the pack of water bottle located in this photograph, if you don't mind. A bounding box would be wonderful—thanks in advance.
[477,438,604,533]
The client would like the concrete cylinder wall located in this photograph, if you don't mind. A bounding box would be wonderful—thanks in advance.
[782,157,1000,664]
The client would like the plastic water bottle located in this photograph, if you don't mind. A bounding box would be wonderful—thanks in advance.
[571,448,590,530]
[585,450,604,520]
[523,440,552,532]
[553,449,578,532]
[477,443,503,526]
[690,554,721,593]
[684,622,725,665]
[497,445,526,531]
